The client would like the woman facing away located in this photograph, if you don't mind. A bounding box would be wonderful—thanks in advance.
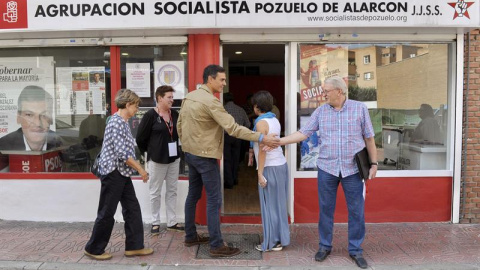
[251,90,290,252]
[84,89,153,260]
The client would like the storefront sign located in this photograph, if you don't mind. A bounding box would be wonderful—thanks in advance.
[0,0,478,31]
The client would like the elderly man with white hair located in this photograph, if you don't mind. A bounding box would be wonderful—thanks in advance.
[278,76,377,269]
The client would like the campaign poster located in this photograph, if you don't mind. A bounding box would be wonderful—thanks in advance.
[127,63,150,98]
[154,61,185,100]
[0,56,55,138]
[298,45,348,169]
[299,44,349,116]
[299,115,320,170]
[56,67,106,114]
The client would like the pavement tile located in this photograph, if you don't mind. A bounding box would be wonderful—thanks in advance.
[0,221,479,269]
[118,247,167,265]
[40,239,87,263]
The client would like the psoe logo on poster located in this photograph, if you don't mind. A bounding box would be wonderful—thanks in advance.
[157,64,181,87]
[1,0,27,29]
[448,0,475,19]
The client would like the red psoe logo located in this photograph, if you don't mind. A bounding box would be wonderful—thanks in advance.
[0,0,27,29]
[448,0,475,19]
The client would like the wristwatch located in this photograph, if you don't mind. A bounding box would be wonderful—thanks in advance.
[370,162,378,166]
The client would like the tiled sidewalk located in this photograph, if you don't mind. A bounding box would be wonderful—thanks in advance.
[0,221,479,268]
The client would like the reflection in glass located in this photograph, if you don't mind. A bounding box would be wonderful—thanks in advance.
[120,45,188,176]
[0,47,110,173]
[297,43,450,171]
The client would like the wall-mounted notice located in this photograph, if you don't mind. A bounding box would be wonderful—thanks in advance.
[154,61,185,100]
[127,63,151,98]
[56,67,106,115]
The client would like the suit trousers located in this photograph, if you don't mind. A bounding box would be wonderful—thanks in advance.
[223,134,242,188]
[85,170,144,255]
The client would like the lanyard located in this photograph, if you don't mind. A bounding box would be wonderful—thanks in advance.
[158,109,174,141]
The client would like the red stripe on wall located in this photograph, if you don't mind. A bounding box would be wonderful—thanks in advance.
[110,46,121,113]
[187,34,220,225]
[294,177,452,223]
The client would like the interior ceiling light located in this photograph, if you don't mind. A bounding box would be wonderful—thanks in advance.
[235,51,242,55]
[121,53,129,56]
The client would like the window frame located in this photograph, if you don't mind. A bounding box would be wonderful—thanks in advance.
[363,55,371,64]
[0,37,187,179]
[364,72,373,80]
[290,40,457,179]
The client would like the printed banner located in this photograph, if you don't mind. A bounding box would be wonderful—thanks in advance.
[298,44,348,169]
[299,44,348,113]
[154,61,185,100]
[0,0,478,31]
[0,56,55,138]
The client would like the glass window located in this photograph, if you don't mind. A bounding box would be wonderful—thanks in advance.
[363,55,371,64]
[0,47,110,173]
[364,72,374,80]
[297,43,450,172]
[119,45,188,176]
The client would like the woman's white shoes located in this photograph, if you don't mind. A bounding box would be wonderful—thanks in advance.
[255,243,283,252]
[271,243,283,251]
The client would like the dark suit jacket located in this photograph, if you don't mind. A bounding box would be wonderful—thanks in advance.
[0,128,62,151]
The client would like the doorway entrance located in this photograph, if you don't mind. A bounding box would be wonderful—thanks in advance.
[221,43,286,217]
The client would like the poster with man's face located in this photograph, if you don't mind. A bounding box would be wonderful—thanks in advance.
[0,57,55,139]
[56,67,106,115]
[89,71,105,90]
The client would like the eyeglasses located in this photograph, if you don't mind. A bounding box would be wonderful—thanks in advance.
[323,88,340,94]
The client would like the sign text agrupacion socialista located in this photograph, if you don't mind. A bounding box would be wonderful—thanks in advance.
[34,1,408,17]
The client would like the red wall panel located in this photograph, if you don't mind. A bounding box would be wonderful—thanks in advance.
[294,177,452,223]
[187,34,220,225]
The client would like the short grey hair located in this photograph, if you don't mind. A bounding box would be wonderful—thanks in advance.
[115,89,140,109]
[324,76,347,94]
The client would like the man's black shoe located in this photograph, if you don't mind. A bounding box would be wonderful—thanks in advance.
[350,254,368,269]
[314,249,331,262]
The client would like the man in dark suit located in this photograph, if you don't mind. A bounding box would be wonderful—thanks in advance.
[0,85,62,151]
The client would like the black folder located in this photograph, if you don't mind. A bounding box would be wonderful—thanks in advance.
[354,147,370,181]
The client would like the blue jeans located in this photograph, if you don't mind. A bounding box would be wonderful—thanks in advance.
[317,169,365,255]
[184,153,223,249]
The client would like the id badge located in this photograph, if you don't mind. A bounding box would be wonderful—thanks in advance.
[168,141,178,157]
